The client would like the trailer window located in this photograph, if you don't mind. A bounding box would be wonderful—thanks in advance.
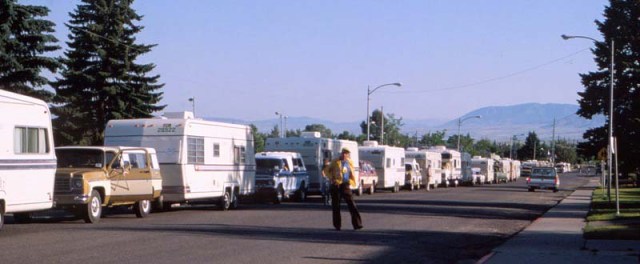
[187,137,205,164]
[213,143,220,157]
[386,158,391,168]
[14,127,49,154]
[234,146,246,164]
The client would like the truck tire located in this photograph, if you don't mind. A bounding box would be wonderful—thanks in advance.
[0,208,4,230]
[392,182,399,193]
[152,195,165,212]
[528,187,534,192]
[220,190,231,211]
[13,212,32,223]
[81,190,102,223]
[274,185,284,204]
[134,200,151,218]
[368,182,375,195]
[230,191,239,209]
[356,182,363,196]
[297,183,307,202]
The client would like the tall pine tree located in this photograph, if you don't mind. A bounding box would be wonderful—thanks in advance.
[0,0,60,101]
[53,0,165,146]
[577,0,640,174]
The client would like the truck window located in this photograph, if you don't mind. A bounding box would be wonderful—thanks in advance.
[56,149,104,168]
[14,127,49,154]
[127,153,147,169]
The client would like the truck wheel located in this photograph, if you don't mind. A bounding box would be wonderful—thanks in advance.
[230,191,239,209]
[553,188,559,193]
[274,185,284,204]
[297,183,307,202]
[13,213,32,223]
[0,208,4,230]
[152,195,165,212]
[356,181,363,196]
[368,182,375,195]
[81,190,102,223]
[392,182,399,193]
[134,200,151,218]
[220,190,231,211]
[528,187,534,192]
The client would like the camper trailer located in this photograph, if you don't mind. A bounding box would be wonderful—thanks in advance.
[405,148,442,190]
[494,158,514,183]
[265,132,360,195]
[460,152,477,185]
[359,141,405,192]
[471,156,495,184]
[0,89,56,228]
[104,112,255,211]
[429,146,461,187]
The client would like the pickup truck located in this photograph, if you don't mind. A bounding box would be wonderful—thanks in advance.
[527,167,559,192]
[255,152,309,204]
[404,160,423,191]
[54,146,163,223]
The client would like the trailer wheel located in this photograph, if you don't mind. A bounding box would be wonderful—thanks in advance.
[296,183,307,202]
[230,191,239,209]
[80,190,102,223]
[0,207,4,230]
[528,187,534,192]
[274,185,284,204]
[134,200,151,218]
[392,182,399,193]
[220,190,231,211]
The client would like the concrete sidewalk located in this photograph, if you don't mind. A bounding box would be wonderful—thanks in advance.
[483,177,639,264]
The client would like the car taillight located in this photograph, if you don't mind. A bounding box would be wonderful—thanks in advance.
[555,178,559,185]
[526,177,530,183]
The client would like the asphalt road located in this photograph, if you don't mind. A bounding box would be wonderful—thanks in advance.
[0,172,592,264]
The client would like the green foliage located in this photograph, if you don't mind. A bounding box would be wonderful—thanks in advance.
[517,132,549,160]
[577,0,640,174]
[359,109,406,147]
[268,125,280,138]
[304,124,332,138]
[52,0,165,146]
[446,134,474,152]
[0,0,60,101]
[335,130,357,141]
[285,129,301,137]
[554,139,578,164]
[419,130,446,147]
[250,124,266,153]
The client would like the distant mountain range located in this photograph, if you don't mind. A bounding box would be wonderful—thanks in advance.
[205,103,605,142]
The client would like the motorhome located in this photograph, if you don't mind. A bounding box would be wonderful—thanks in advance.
[404,159,423,190]
[494,158,514,183]
[460,152,477,185]
[429,146,461,187]
[359,141,405,192]
[555,162,571,173]
[471,156,495,184]
[405,148,442,190]
[264,132,360,195]
[104,112,255,211]
[0,89,56,228]
[512,160,522,180]
[254,151,309,203]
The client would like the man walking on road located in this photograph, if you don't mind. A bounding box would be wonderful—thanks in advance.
[323,148,363,231]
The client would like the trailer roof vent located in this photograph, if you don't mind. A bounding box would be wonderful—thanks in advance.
[301,131,321,138]
[406,147,419,152]
[362,141,378,147]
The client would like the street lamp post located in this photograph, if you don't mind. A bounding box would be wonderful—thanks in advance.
[562,34,616,210]
[457,115,481,151]
[275,111,285,138]
[367,82,402,141]
[510,134,525,160]
[188,97,196,117]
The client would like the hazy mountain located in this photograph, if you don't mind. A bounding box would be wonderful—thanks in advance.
[204,103,604,142]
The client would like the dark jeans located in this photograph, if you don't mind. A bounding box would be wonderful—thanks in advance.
[330,183,362,230]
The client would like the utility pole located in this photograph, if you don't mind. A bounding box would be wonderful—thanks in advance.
[380,106,384,145]
[551,118,556,164]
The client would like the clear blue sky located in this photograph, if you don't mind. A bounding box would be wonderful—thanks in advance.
[28,0,607,123]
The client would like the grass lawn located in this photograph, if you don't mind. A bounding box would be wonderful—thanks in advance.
[584,187,640,240]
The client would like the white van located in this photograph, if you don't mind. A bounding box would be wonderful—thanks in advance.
[405,148,442,190]
[471,156,495,184]
[104,112,255,211]
[358,141,405,192]
[0,89,56,228]
[265,132,360,195]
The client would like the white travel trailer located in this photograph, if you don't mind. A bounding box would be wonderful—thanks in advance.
[104,112,255,210]
[494,158,515,183]
[429,146,462,187]
[405,148,442,190]
[460,152,476,185]
[264,132,360,195]
[471,156,495,184]
[359,141,405,192]
[0,89,56,228]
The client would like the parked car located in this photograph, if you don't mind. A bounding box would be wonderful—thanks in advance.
[255,152,309,204]
[54,146,162,223]
[358,160,379,195]
[527,167,559,192]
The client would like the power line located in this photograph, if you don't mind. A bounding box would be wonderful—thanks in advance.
[381,48,590,94]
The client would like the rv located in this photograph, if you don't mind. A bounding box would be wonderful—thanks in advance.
[405,148,442,190]
[404,159,423,190]
[429,146,461,187]
[359,141,405,192]
[460,152,477,185]
[471,156,495,184]
[494,158,514,183]
[104,112,255,211]
[264,132,360,195]
[0,89,56,228]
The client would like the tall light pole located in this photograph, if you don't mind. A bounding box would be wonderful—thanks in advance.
[510,133,525,160]
[275,111,284,138]
[367,82,402,141]
[457,115,481,151]
[562,34,615,205]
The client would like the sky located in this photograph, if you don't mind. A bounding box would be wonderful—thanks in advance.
[27,0,608,123]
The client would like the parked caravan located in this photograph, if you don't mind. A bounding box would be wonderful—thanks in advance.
[512,160,522,180]
[429,146,461,187]
[104,112,255,211]
[405,148,442,190]
[254,151,309,203]
[359,141,405,192]
[404,159,423,190]
[0,89,56,228]
[460,152,478,185]
[494,158,514,183]
[264,132,360,195]
[555,162,571,173]
[471,156,495,184]
[521,160,538,177]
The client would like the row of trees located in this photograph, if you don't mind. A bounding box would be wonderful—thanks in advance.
[1,0,164,146]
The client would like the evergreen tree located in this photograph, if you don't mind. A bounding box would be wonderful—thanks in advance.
[304,124,332,138]
[0,0,60,101]
[52,0,165,145]
[577,0,640,174]
[359,109,404,146]
[250,124,266,153]
[418,130,447,147]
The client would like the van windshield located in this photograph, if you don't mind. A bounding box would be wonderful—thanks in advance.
[256,158,282,174]
[56,149,106,168]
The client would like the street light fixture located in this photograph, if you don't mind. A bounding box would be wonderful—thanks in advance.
[367,82,402,141]
[457,115,481,151]
[188,97,196,117]
[562,34,616,212]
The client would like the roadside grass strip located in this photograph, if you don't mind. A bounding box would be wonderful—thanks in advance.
[584,187,640,240]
